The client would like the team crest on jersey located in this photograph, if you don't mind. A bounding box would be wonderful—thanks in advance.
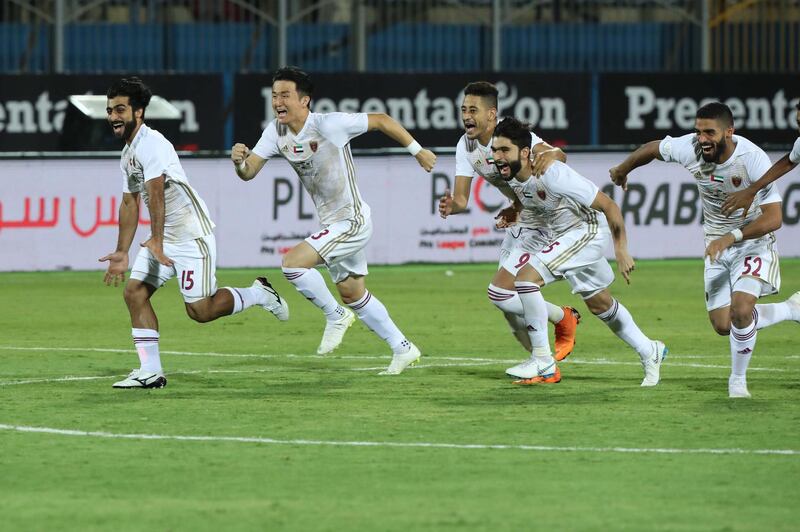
[310,141,318,153]
[537,190,546,200]
[731,176,742,187]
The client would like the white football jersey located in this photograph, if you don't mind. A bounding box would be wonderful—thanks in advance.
[455,130,543,229]
[120,124,214,243]
[789,136,800,164]
[508,161,607,237]
[659,133,781,240]
[253,112,371,226]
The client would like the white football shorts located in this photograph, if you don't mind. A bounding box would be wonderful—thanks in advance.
[501,225,615,298]
[704,235,780,311]
[130,233,217,303]
[305,216,373,283]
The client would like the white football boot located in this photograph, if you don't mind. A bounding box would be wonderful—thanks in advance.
[254,277,289,321]
[641,340,668,387]
[113,369,167,389]
[787,291,800,322]
[505,356,558,381]
[506,357,536,379]
[728,375,751,398]
[317,307,356,355]
[379,344,422,375]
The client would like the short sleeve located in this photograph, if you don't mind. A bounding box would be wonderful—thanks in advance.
[318,112,369,148]
[455,136,476,178]
[542,162,599,208]
[744,147,773,187]
[139,138,173,182]
[789,137,800,165]
[758,182,782,205]
[744,146,782,206]
[120,161,133,193]
[659,133,697,167]
[252,121,281,159]
[529,130,544,148]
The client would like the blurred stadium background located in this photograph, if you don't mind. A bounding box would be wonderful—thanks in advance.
[1,1,799,271]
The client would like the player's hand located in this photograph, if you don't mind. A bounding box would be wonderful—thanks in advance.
[415,149,436,172]
[704,234,735,263]
[494,205,519,229]
[231,143,250,165]
[531,150,557,176]
[140,238,174,267]
[721,188,756,218]
[99,251,129,287]
[609,165,629,191]
[439,188,453,219]
[614,248,635,284]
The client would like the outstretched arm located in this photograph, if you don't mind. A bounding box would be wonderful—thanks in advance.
[721,153,797,217]
[591,191,635,284]
[609,140,663,191]
[705,202,783,262]
[368,113,436,172]
[99,192,139,286]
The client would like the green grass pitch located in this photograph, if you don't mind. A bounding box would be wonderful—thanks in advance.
[1,259,798,531]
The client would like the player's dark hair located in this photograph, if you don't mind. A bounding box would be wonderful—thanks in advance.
[106,77,153,117]
[796,99,800,110]
[464,81,498,109]
[696,102,734,128]
[273,66,314,105]
[493,117,531,152]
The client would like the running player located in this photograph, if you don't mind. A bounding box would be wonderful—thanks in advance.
[231,67,436,375]
[438,81,580,365]
[492,117,667,386]
[101,77,288,389]
[610,102,800,398]
[721,99,800,217]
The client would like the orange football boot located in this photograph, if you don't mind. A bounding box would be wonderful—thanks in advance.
[513,366,561,385]
[554,306,580,361]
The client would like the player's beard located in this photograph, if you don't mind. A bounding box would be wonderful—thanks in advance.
[701,137,727,163]
[498,157,523,181]
[111,117,137,142]
[121,118,137,142]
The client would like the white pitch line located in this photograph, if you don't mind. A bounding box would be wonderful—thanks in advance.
[0,423,796,456]
[0,345,796,375]
[0,368,284,387]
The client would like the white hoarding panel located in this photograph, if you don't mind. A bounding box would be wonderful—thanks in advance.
[1,153,798,271]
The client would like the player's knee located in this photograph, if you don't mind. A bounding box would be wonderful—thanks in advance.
[487,284,509,309]
[185,303,212,323]
[123,283,148,307]
[730,305,755,329]
[583,291,612,315]
[709,319,730,336]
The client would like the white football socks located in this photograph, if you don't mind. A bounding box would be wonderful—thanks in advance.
[221,286,263,315]
[282,267,346,321]
[730,308,758,379]
[514,281,552,358]
[348,290,408,353]
[132,328,162,373]
[596,299,652,359]
[755,302,792,329]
